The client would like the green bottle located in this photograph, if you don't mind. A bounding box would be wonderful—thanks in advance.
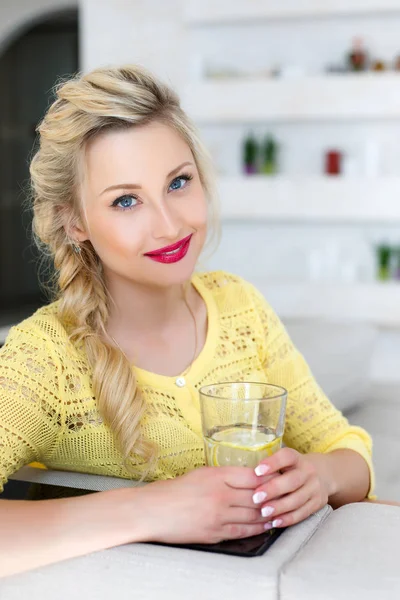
[261,135,278,175]
[243,132,258,175]
[376,244,391,281]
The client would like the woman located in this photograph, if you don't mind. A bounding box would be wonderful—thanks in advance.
[0,65,373,577]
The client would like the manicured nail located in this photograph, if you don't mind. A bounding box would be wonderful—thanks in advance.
[261,506,275,518]
[264,522,273,531]
[255,464,270,476]
[252,491,267,504]
[272,519,283,528]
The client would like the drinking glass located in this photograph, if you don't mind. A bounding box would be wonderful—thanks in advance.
[199,382,287,468]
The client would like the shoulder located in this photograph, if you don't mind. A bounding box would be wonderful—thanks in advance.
[195,270,273,314]
[196,270,252,295]
[2,300,71,357]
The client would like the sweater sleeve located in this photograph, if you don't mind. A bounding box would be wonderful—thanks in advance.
[0,321,64,492]
[244,280,376,500]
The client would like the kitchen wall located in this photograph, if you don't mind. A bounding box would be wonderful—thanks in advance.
[80,1,400,280]
[0,0,398,381]
[80,0,186,87]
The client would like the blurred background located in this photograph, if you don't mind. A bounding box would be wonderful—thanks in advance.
[0,0,400,388]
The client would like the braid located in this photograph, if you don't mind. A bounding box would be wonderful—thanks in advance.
[30,64,219,479]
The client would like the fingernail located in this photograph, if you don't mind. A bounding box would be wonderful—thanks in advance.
[261,506,275,518]
[252,491,267,504]
[272,519,283,528]
[255,464,270,476]
[264,522,273,531]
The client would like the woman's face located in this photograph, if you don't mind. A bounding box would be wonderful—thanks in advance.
[76,121,208,288]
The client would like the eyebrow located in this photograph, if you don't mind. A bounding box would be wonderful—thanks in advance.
[100,161,195,196]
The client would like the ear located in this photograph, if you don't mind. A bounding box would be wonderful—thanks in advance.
[63,211,90,244]
[66,220,90,243]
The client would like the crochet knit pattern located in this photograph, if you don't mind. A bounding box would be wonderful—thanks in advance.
[0,271,374,494]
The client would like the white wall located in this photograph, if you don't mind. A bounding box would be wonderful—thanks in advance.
[79,0,400,382]
[80,2,400,281]
[0,0,392,381]
[0,0,76,53]
[0,0,395,379]
[80,0,186,88]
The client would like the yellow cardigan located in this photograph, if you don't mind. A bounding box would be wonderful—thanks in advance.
[0,271,375,496]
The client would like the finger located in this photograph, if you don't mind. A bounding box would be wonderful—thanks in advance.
[225,506,267,525]
[229,475,280,508]
[254,468,307,502]
[221,522,272,541]
[228,488,257,508]
[221,466,262,490]
[259,482,315,520]
[255,447,301,477]
[267,497,319,529]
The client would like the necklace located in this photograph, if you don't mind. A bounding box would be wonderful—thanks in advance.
[180,290,199,378]
[107,286,198,387]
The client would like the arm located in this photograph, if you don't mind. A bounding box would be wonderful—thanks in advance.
[244,281,374,526]
[0,487,145,577]
[1,466,279,578]
[307,448,370,509]
[0,315,279,577]
[245,281,374,499]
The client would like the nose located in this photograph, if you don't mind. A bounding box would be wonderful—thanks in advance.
[151,200,182,241]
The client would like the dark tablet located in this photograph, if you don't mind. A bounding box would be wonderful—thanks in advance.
[156,526,286,557]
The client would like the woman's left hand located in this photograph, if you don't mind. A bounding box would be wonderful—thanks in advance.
[252,447,332,529]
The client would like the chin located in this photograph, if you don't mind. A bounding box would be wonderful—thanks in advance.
[150,262,197,288]
[137,260,196,288]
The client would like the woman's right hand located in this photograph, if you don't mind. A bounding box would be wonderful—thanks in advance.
[133,466,273,545]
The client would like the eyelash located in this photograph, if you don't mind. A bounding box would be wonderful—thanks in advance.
[111,172,194,212]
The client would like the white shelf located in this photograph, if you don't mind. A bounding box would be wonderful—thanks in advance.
[185,0,400,25]
[253,281,400,326]
[183,73,400,123]
[218,176,400,223]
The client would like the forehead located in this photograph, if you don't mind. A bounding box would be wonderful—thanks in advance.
[84,121,191,183]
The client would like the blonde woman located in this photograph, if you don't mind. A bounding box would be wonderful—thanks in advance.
[0,65,373,577]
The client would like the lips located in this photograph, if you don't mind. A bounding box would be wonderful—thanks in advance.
[144,234,193,265]
[144,234,193,257]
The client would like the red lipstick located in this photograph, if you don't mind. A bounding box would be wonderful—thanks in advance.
[144,234,193,264]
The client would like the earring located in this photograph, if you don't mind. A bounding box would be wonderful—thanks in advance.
[73,243,81,254]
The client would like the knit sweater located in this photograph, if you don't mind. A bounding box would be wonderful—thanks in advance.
[0,271,374,495]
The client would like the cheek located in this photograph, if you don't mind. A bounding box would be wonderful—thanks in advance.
[86,211,144,257]
[184,191,208,231]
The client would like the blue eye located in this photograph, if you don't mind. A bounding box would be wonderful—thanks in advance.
[169,173,193,192]
[112,194,138,211]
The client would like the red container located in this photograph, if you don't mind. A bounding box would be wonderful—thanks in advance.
[325,150,342,175]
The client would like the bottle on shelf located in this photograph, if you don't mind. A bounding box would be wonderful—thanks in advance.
[376,244,391,281]
[371,59,386,72]
[261,135,278,175]
[324,149,342,175]
[347,37,368,72]
[243,131,259,175]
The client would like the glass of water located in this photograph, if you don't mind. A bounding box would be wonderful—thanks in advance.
[199,382,287,468]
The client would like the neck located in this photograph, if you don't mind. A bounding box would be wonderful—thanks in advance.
[104,271,194,336]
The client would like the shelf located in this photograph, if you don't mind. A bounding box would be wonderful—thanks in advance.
[218,176,400,223]
[185,0,400,25]
[252,281,400,326]
[183,73,400,123]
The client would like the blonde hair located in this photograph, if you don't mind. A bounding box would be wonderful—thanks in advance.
[29,64,220,479]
